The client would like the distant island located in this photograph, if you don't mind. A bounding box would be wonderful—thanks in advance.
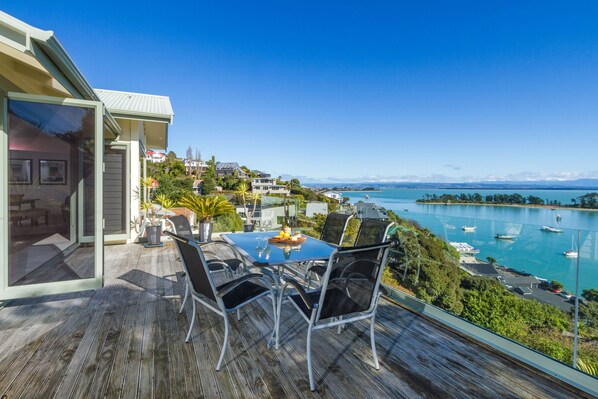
[416,192,598,210]
[303,178,598,191]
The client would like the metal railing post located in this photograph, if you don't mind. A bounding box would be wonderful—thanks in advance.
[572,229,581,369]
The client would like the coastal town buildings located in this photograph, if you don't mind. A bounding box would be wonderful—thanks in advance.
[251,177,290,195]
[145,150,167,163]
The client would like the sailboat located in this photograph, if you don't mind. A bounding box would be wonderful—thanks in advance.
[541,212,563,233]
[563,236,578,258]
[462,226,477,232]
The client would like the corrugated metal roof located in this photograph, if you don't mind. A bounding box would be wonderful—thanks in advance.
[94,89,174,122]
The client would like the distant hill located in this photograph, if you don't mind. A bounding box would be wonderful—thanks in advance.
[305,179,598,191]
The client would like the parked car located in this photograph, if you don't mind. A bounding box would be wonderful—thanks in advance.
[550,287,561,293]
[559,291,573,299]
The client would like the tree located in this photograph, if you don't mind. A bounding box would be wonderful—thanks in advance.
[551,280,564,291]
[166,150,177,159]
[582,288,598,302]
[201,156,217,194]
[486,256,497,265]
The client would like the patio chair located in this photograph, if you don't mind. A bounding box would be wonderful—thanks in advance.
[165,231,276,370]
[354,218,395,247]
[276,241,393,391]
[167,215,248,313]
[305,217,393,287]
[320,212,354,246]
[304,212,353,287]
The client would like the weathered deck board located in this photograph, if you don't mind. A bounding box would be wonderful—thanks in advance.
[0,242,592,399]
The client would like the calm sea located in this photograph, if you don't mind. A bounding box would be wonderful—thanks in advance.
[341,189,598,291]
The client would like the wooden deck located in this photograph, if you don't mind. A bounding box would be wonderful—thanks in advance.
[0,242,591,399]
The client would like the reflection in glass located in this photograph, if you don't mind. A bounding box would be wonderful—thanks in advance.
[7,100,96,286]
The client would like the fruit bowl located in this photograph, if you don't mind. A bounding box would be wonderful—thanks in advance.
[268,235,307,244]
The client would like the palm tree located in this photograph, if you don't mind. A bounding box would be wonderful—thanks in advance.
[179,195,234,223]
[236,181,260,229]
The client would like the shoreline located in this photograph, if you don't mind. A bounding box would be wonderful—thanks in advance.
[415,201,598,212]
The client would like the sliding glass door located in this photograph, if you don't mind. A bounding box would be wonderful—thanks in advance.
[1,93,104,299]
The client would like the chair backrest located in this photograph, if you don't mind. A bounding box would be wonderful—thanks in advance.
[354,219,394,247]
[316,242,392,322]
[165,231,218,302]
[320,213,353,246]
[168,215,195,241]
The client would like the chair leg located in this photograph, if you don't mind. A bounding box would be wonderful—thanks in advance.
[370,315,379,370]
[216,314,230,371]
[275,289,284,350]
[179,282,189,314]
[307,326,316,391]
[236,309,241,321]
[337,316,343,335]
[185,299,197,342]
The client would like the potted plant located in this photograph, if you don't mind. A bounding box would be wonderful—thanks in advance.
[179,195,234,242]
[141,193,175,246]
[237,181,260,232]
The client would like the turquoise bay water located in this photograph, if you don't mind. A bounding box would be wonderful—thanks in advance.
[342,189,598,291]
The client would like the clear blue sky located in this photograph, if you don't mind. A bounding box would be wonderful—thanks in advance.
[4,1,598,182]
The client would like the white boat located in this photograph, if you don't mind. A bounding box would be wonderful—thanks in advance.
[462,226,476,232]
[563,249,578,258]
[541,225,563,233]
[563,236,578,258]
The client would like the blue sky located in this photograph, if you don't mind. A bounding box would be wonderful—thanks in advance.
[4,2,598,182]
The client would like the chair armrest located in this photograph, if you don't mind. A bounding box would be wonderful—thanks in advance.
[206,259,234,274]
[282,277,316,310]
[216,273,273,297]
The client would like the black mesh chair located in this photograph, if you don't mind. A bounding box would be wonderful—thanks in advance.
[320,212,353,245]
[167,215,248,313]
[354,218,394,247]
[166,231,276,370]
[306,216,393,287]
[276,241,392,391]
[304,213,353,287]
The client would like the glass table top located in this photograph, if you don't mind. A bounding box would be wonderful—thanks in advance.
[221,232,336,266]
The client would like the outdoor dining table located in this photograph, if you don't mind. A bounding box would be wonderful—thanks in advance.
[221,231,336,271]
[221,231,336,346]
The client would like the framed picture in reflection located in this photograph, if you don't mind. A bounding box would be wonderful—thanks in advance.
[40,160,67,185]
[9,159,32,184]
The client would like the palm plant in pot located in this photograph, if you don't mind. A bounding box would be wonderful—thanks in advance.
[237,181,261,232]
[179,195,235,242]
[141,193,175,246]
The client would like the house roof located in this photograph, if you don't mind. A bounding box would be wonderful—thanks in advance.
[0,11,121,136]
[216,162,242,170]
[94,89,174,123]
[0,11,173,149]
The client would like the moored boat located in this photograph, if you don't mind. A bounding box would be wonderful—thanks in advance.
[541,225,563,233]
[495,233,514,240]
[563,236,578,258]
[563,249,578,258]
[462,226,476,232]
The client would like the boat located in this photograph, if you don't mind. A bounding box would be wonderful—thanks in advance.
[541,225,563,233]
[563,249,578,258]
[365,195,369,200]
[563,236,578,258]
[449,242,480,254]
[495,234,514,240]
[556,214,562,222]
[462,226,477,232]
